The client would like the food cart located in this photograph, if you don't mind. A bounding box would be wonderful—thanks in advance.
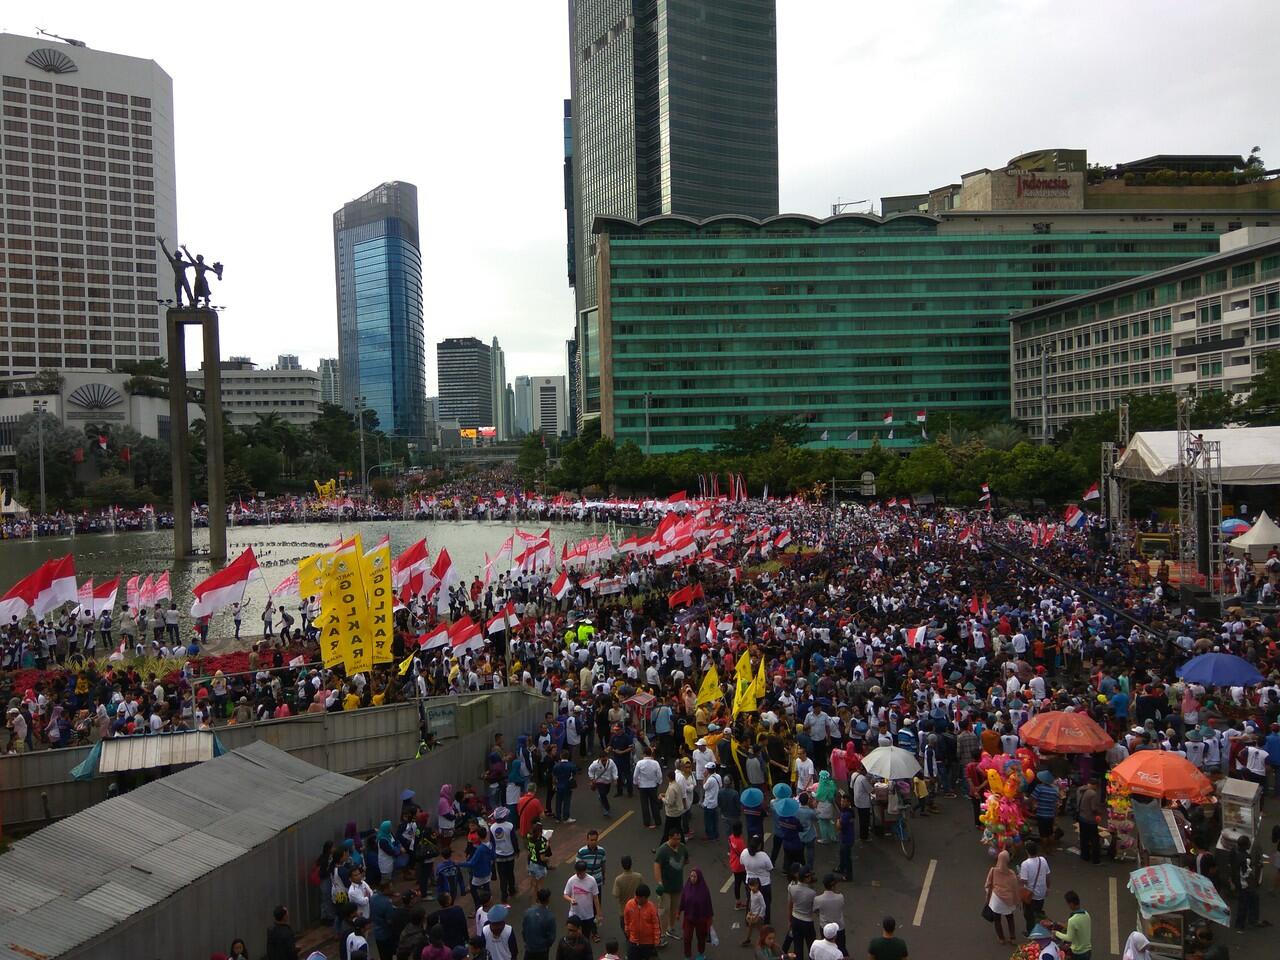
[1216,777,1261,850]
[1127,864,1230,958]
[622,690,657,728]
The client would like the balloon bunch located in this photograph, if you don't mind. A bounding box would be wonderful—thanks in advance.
[977,751,1036,851]
[1105,771,1136,854]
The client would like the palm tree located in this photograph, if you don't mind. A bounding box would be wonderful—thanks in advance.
[979,423,1027,451]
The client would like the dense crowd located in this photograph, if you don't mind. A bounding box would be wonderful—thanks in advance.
[209,496,1280,960]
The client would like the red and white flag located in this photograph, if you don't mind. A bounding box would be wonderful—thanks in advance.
[77,578,94,613]
[1081,482,1100,502]
[153,570,172,602]
[190,547,261,617]
[486,610,509,635]
[773,530,792,550]
[393,538,430,597]
[579,573,601,592]
[138,573,156,610]
[29,555,79,617]
[271,569,301,599]
[1063,505,1086,529]
[978,483,991,503]
[551,569,572,601]
[428,548,458,616]
[125,574,141,614]
[882,410,894,425]
[915,410,927,424]
[905,625,928,647]
[503,601,521,628]
[418,622,450,650]
[92,576,120,616]
[449,617,484,655]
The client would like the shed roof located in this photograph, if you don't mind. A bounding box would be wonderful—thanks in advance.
[0,741,362,960]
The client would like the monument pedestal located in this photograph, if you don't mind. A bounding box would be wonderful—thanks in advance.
[167,307,226,562]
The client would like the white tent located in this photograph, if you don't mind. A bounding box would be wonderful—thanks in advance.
[0,493,27,515]
[1114,426,1280,485]
[1229,510,1280,558]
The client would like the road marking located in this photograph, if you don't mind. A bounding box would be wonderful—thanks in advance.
[720,875,735,893]
[559,810,632,865]
[912,858,937,927]
[1109,877,1120,955]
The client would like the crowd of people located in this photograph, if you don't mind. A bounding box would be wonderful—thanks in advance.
[139,493,1278,960]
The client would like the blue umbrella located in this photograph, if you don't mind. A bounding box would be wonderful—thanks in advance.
[1176,652,1264,687]
[1221,518,1250,533]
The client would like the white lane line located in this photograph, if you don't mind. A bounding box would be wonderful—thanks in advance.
[912,858,938,927]
[720,875,735,893]
[1109,876,1120,955]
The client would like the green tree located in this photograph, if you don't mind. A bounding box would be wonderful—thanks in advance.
[1238,354,1280,425]
[240,445,283,494]
[1190,389,1238,428]
[978,423,1026,451]
[13,412,86,507]
[607,440,646,492]
[32,369,65,395]
[896,443,956,496]
[84,471,154,509]
[714,416,809,455]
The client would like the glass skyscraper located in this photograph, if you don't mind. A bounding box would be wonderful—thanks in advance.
[333,181,426,438]
[567,0,779,423]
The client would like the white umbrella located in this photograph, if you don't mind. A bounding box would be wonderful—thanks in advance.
[860,745,921,780]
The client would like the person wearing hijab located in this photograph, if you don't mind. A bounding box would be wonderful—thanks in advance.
[814,770,837,842]
[1121,931,1152,960]
[438,783,458,839]
[375,820,402,880]
[677,866,715,960]
[984,849,1021,945]
[44,704,65,747]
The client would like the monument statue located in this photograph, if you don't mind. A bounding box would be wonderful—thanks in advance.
[156,237,224,308]
[157,236,193,306]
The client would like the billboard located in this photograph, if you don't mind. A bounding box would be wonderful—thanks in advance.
[479,426,497,438]
[460,428,478,440]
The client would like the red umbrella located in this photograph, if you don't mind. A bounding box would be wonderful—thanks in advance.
[1020,710,1114,754]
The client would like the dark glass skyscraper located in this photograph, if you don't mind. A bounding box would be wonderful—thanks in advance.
[437,337,493,429]
[567,0,779,422]
[333,181,426,438]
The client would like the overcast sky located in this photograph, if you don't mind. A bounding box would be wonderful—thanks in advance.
[22,1,1280,392]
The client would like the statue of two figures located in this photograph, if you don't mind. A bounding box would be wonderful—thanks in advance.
[157,236,223,308]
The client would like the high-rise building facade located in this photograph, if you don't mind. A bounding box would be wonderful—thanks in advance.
[564,99,575,287]
[490,336,507,438]
[1010,229,1280,439]
[513,374,533,436]
[0,34,177,376]
[333,181,426,438]
[532,375,569,438]
[592,210,1265,452]
[567,0,779,423]
[318,357,340,405]
[566,336,580,435]
[188,357,323,427]
[275,354,301,370]
[436,336,492,429]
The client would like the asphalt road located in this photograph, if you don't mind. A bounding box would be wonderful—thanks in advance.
[507,786,1278,960]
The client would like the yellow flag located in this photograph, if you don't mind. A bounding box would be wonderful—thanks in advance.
[361,541,394,664]
[735,649,753,683]
[319,536,372,674]
[753,659,767,698]
[733,676,757,716]
[298,548,332,599]
[696,665,722,705]
[397,649,417,677]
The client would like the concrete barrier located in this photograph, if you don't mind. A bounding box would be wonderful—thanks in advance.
[0,687,547,832]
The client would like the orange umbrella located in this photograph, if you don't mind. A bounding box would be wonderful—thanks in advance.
[1020,711,1115,754]
[1111,750,1214,800]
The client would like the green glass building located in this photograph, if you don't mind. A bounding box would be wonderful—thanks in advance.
[593,212,1248,452]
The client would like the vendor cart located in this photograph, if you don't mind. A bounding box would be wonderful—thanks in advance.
[1127,863,1230,958]
[1216,777,1261,850]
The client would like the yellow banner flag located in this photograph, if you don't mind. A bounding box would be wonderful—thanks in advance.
[733,675,757,716]
[735,649,753,683]
[753,659,767,698]
[696,665,722,705]
[397,648,417,677]
[319,536,373,674]
[361,541,394,664]
[298,549,331,600]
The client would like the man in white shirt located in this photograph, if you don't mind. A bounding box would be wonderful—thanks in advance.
[1018,840,1051,937]
[739,835,776,925]
[794,747,816,793]
[346,865,373,919]
[810,923,843,960]
[587,750,619,819]
[563,860,601,940]
[633,747,665,829]
[700,763,722,840]
[691,739,716,781]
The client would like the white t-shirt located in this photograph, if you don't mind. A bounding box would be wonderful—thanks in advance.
[1018,855,1050,899]
[483,924,515,960]
[795,757,816,792]
[740,850,774,883]
[564,873,599,919]
[810,940,843,960]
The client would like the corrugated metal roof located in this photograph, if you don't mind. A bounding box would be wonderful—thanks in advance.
[97,729,220,772]
[0,743,362,960]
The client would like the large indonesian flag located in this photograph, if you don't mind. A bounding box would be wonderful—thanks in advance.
[91,576,121,616]
[0,555,79,621]
[271,569,301,600]
[190,547,261,617]
[429,548,458,616]
[449,616,485,655]
[153,570,172,602]
[418,622,450,650]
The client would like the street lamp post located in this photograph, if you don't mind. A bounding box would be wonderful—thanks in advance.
[33,399,47,514]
